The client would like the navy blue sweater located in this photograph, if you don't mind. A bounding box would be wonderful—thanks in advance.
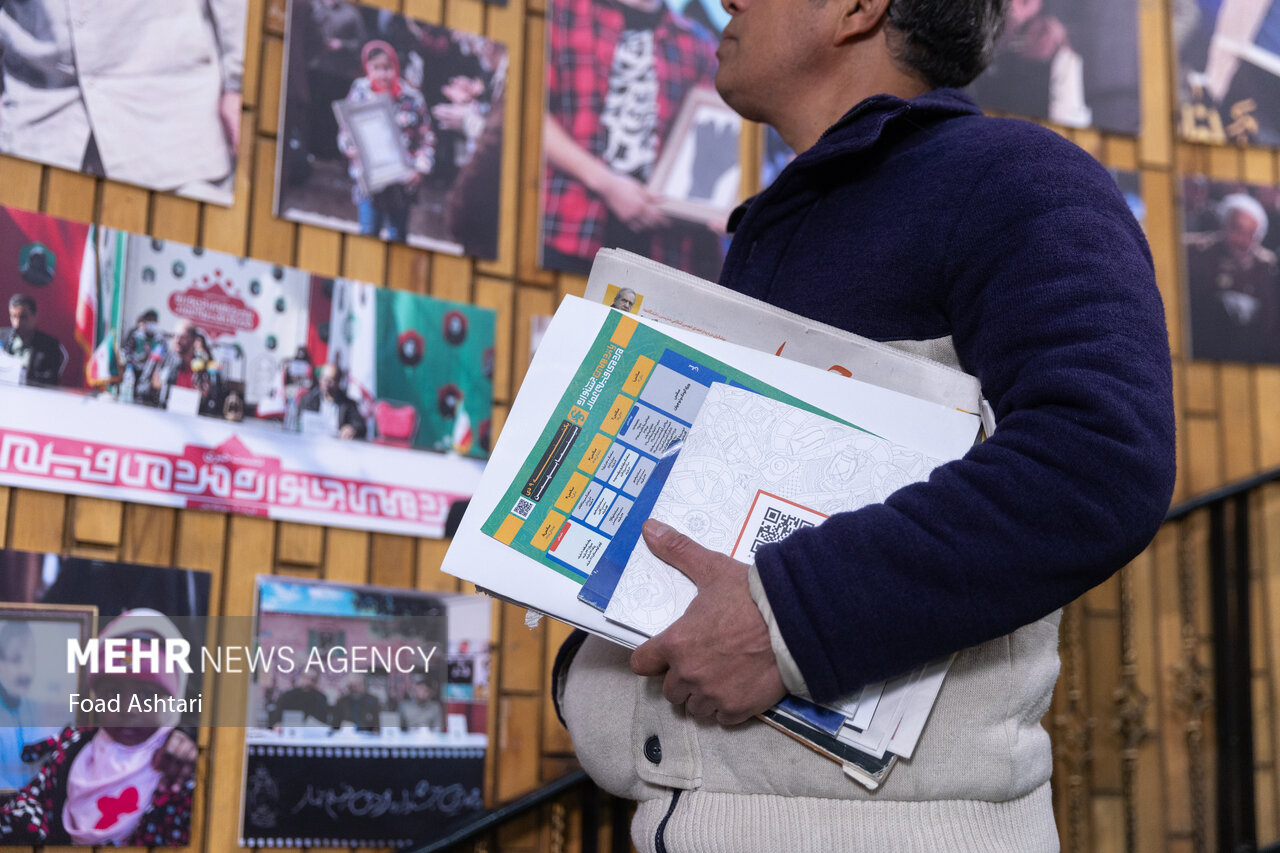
[724,90,1177,704]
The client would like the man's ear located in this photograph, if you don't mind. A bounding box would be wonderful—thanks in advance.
[834,0,891,43]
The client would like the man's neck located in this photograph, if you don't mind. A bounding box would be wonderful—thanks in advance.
[772,28,931,155]
[785,74,930,154]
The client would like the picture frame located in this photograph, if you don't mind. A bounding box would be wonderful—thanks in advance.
[647,86,742,226]
[0,603,98,794]
[332,95,418,196]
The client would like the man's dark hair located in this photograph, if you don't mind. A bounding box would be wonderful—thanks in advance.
[885,0,1008,89]
[138,309,159,324]
[8,293,36,313]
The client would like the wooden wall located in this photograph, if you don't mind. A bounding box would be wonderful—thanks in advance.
[2,0,1280,850]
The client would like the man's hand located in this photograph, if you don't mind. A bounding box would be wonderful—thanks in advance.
[152,729,198,792]
[630,520,786,725]
[596,171,670,232]
[220,91,243,152]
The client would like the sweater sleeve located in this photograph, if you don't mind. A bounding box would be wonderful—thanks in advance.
[753,133,1176,704]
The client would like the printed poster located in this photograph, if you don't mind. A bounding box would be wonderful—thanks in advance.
[240,577,490,847]
[0,0,248,205]
[969,0,1141,134]
[0,206,493,537]
[1173,0,1280,146]
[276,0,508,257]
[1180,176,1280,363]
[540,0,738,280]
[0,550,211,846]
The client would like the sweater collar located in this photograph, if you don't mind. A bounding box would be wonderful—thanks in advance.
[727,88,981,231]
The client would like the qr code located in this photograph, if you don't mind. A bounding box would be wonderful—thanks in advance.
[512,497,536,519]
[750,507,814,554]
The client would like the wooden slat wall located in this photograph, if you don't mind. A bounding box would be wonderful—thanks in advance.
[5,0,1280,849]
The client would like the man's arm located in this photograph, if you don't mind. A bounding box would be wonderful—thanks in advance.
[756,142,1175,703]
[635,137,1176,713]
[205,0,246,150]
[543,116,670,231]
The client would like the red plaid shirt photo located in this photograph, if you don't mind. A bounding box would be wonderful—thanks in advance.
[542,0,721,274]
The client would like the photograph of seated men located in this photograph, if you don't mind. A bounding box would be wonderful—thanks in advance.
[129,319,238,419]
[540,0,730,281]
[550,0,1176,850]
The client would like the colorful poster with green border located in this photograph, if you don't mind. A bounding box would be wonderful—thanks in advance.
[480,311,857,590]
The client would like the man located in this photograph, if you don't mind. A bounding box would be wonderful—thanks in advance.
[0,0,245,197]
[541,0,725,280]
[121,309,162,399]
[298,363,368,440]
[267,670,331,727]
[970,0,1093,127]
[1185,192,1279,362]
[397,674,445,731]
[555,0,1176,850]
[610,287,638,312]
[330,675,380,731]
[1,294,67,387]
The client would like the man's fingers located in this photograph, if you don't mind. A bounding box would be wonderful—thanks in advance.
[630,638,669,677]
[641,520,716,586]
[661,674,692,706]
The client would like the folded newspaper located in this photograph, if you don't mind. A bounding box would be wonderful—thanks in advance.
[442,251,986,788]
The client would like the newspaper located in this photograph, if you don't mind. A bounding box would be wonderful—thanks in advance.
[585,248,994,433]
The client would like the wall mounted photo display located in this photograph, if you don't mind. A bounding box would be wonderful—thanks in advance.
[539,0,736,280]
[275,0,509,258]
[0,549,212,846]
[0,0,248,205]
[239,576,491,848]
[1173,0,1280,146]
[1179,175,1280,364]
[969,0,1141,135]
[0,205,490,538]
[646,87,742,227]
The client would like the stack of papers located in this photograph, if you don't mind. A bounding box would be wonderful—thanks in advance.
[594,383,955,786]
[443,251,988,789]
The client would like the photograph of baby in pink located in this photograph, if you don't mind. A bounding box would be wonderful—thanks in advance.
[0,551,210,847]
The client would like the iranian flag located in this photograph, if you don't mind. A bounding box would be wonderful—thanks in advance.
[82,226,122,386]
